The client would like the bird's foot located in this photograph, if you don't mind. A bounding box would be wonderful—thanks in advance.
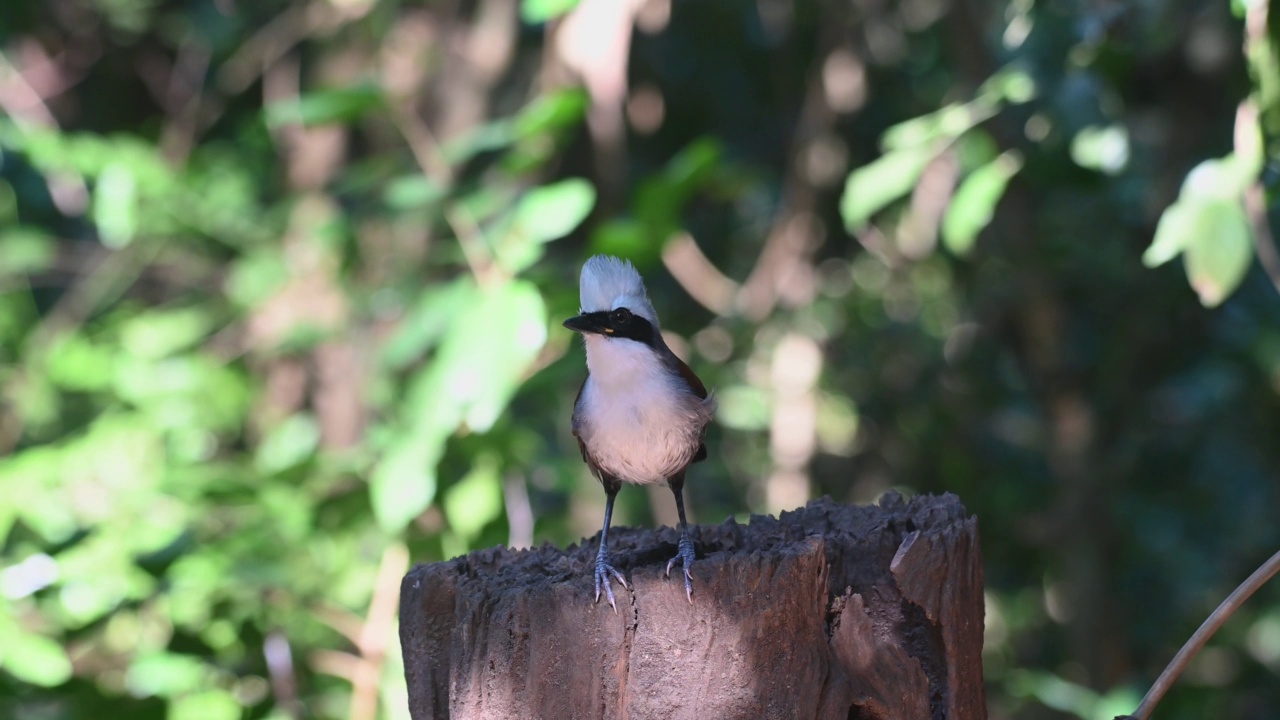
[594,552,628,612]
[664,535,696,603]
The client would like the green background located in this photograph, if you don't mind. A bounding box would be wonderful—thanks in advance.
[2,0,1280,718]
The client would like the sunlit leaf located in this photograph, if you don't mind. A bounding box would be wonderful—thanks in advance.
[126,652,208,697]
[1179,155,1255,202]
[979,65,1038,104]
[1234,101,1264,177]
[384,175,446,210]
[1143,200,1199,268]
[371,280,547,533]
[0,630,72,686]
[1146,196,1253,307]
[840,144,936,232]
[254,414,321,474]
[497,179,596,273]
[1070,125,1129,175]
[371,437,440,534]
[381,279,477,370]
[121,307,216,360]
[265,83,385,127]
[94,162,138,248]
[521,0,580,23]
[46,334,117,391]
[1006,669,1101,718]
[441,120,518,164]
[169,688,241,720]
[716,385,771,430]
[0,229,55,274]
[515,88,589,137]
[1183,199,1253,307]
[226,250,289,308]
[881,103,996,151]
[511,178,596,243]
[942,151,1023,256]
[443,455,503,541]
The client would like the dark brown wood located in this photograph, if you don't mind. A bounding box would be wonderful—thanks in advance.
[400,493,986,720]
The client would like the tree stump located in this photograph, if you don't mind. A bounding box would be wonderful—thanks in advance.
[399,492,985,720]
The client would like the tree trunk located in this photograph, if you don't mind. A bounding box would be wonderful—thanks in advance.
[399,492,986,720]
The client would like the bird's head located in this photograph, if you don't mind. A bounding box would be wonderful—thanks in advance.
[562,255,660,344]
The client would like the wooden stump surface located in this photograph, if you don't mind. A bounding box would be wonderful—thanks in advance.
[400,492,985,720]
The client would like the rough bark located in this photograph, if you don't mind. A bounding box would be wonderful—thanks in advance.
[400,492,985,720]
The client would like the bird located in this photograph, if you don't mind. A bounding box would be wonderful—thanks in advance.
[563,255,715,610]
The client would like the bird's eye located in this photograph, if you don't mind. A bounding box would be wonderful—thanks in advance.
[611,308,631,325]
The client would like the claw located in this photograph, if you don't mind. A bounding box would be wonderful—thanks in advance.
[594,553,627,612]
[665,535,697,603]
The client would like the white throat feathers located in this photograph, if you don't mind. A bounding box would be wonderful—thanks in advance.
[572,255,714,485]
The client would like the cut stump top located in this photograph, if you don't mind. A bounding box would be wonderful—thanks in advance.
[400,492,985,720]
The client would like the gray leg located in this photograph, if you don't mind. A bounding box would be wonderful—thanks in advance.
[664,472,696,603]
[594,480,628,611]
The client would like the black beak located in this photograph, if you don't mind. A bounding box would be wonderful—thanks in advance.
[563,312,612,335]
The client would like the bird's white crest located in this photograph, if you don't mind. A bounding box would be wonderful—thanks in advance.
[578,255,659,326]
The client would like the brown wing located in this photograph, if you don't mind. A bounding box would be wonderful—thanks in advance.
[664,350,708,400]
[661,348,710,463]
[571,376,589,462]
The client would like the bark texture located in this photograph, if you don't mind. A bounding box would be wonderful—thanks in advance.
[400,492,986,720]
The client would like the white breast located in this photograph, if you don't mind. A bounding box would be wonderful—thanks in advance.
[577,336,712,485]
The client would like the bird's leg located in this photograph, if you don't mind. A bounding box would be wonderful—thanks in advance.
[594,480,628,611]
[664,473,696,603]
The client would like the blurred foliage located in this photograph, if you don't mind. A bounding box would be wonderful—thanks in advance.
[2,0,1280,719]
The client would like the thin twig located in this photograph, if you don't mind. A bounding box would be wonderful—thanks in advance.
[348,542,410,720]
[1127,548,1280,720]
[0,50,58,126]
[391,104,505,287]
[1244,182,1280,297]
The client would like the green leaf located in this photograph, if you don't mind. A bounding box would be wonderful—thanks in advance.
[370,280,547,533]
[1143,200,1199,268]
[225,249,289,308]
[370,437,440,534]
[498,179,596,273]
[716,385,771,431]
[840,145,936,232]
[46,333,117,391]
[265,83,385,127]
[126,652,208,697]
[169,688,241,720]
[1182,199,1253,307]
[1179,156,1256,202]
[881,103,995,151]
[254,414,321,474]
[590,218,648,260]
[443,456,503,541]
[514,89,589,137]
[441,120,517,164]
[384,175,447,210]
[664,137,723,193]
[1070,125,1129,175]
[1145,197,1253,307]
[521,0,581,23]
[511,178,596,243]
[0,229,56,274]
[0,630,73,686]
[94,162,138,248]
[381,279,477,370]
[942,151,1023,256]
[121,307,216,360]
[979,65,1038,105]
